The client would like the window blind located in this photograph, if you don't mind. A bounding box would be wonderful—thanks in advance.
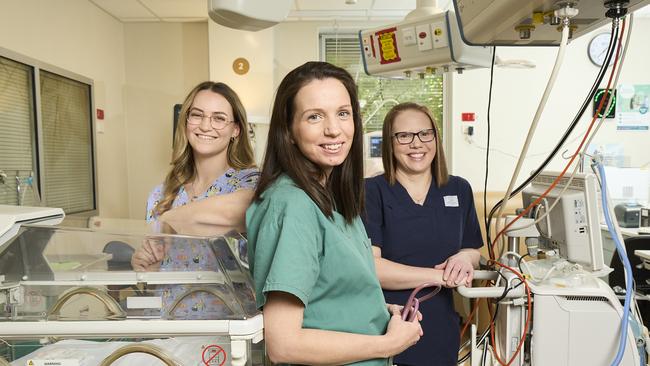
[40,71,95,213]
[0,56,37,206]
[321,34,444,134]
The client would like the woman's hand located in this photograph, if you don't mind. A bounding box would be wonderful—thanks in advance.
[386,303,422,322]
[384,303,423,355]
[434,251,476,288]
[131,238,166,271]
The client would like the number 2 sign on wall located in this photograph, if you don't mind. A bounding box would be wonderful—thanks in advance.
[232,57,250,75]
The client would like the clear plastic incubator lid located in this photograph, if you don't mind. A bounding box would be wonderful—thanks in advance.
[0,217,259,323]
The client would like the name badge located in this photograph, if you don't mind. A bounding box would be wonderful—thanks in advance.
[444,195,459,207]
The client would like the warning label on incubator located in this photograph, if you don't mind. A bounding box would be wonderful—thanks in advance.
[27,360,80,366]
[201,344,227,366]
[375,27,401,65]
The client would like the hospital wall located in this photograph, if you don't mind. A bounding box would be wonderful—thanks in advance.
[210,17,650,203]
[207,20,386,186]
[123,22,209,219]
[2,1,649,219]
[0,0,130,218]
[450,19,650,194]
[124,20,364,218]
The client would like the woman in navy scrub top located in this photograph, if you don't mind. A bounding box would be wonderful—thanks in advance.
[363,102,483,366]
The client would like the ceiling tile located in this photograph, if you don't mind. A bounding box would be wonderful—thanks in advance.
[88,0,463,23]
[295,0,374,11]
[140,0,207,18]
[370,0,416,10]
[91,0,156,19]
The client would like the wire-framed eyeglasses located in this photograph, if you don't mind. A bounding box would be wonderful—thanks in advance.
[393,129,435,145]
[187,109,234,130]
[401,282,442,322]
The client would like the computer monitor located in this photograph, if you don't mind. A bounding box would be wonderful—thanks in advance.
[363,131,384,177]
[173,103,182,142]
[522,171,607,273]
[369,136,382,158]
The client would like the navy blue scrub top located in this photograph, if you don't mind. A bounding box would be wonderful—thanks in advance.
[363,174,483,366]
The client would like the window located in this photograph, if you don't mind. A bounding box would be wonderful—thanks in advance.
[0,57,37,206]
[0,50,96,214]
[320,34,444,134]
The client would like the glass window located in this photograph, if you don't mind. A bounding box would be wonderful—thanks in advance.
[0,56,37,206]
[0,52,95,213]
[320,34,444,135]
[40,71,95,213]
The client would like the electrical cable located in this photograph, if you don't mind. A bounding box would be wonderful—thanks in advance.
[517,253,530,274]
[485,20,620,253]
[457,271,524,365]
[485,23,617,248]
[461,20,626,361]
[484,19,628,365]
[457,281,502,364]
[493,20,571,259]
[484,47,497,259]
[458,299,500,365]
[504,13,631,239]
[489,19,623,255]
[489,261,532,366]
[486,18,634,366]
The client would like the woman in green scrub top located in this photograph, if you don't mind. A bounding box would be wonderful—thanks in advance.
[246,61,423,366]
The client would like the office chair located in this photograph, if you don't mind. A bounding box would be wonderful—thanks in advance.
[608,235,650,328]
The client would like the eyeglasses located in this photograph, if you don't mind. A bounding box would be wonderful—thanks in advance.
[187,110,234,130]
[393,129,435,145]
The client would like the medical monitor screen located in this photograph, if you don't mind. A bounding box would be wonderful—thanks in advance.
[521,172,606,272]
[369,136,382,158]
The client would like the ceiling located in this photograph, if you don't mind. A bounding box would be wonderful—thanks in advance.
[88,0,426,23]
[89,0,650,23]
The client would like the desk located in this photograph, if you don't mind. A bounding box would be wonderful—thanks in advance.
[635,250,650,269]
[600,225,650,271]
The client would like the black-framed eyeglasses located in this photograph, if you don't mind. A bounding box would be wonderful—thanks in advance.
[187,109,234,130]
[393,129,435,145]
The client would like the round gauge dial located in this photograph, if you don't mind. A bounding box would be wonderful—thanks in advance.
[588,33,612,67]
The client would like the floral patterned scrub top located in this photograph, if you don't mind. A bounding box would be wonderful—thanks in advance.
[145,167,259,319]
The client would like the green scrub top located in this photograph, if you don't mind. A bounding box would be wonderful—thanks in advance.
[246,175,391,366]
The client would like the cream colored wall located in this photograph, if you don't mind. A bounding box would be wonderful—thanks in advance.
[208,20,387,166]
[5,2,648,218]
[0,0,129,218]
[450,19,650,192]
[208,23,274,118]
[124,22,209,219]
[273,22,322,87]
[207,22,275,166]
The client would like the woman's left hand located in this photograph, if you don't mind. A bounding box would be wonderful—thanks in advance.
[434,252,475,288]
[387,303,422,321]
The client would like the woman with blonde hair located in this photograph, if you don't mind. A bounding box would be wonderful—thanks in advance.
[363,102,483,366]
[132,81,259,270]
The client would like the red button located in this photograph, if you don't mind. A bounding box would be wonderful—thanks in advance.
[418,32,427,39]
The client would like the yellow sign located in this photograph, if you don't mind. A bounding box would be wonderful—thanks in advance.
[375,28,401,65]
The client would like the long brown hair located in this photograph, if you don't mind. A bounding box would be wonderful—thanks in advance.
[382,102,449,187]
[254,61,364,224]
[154,81,255,216]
